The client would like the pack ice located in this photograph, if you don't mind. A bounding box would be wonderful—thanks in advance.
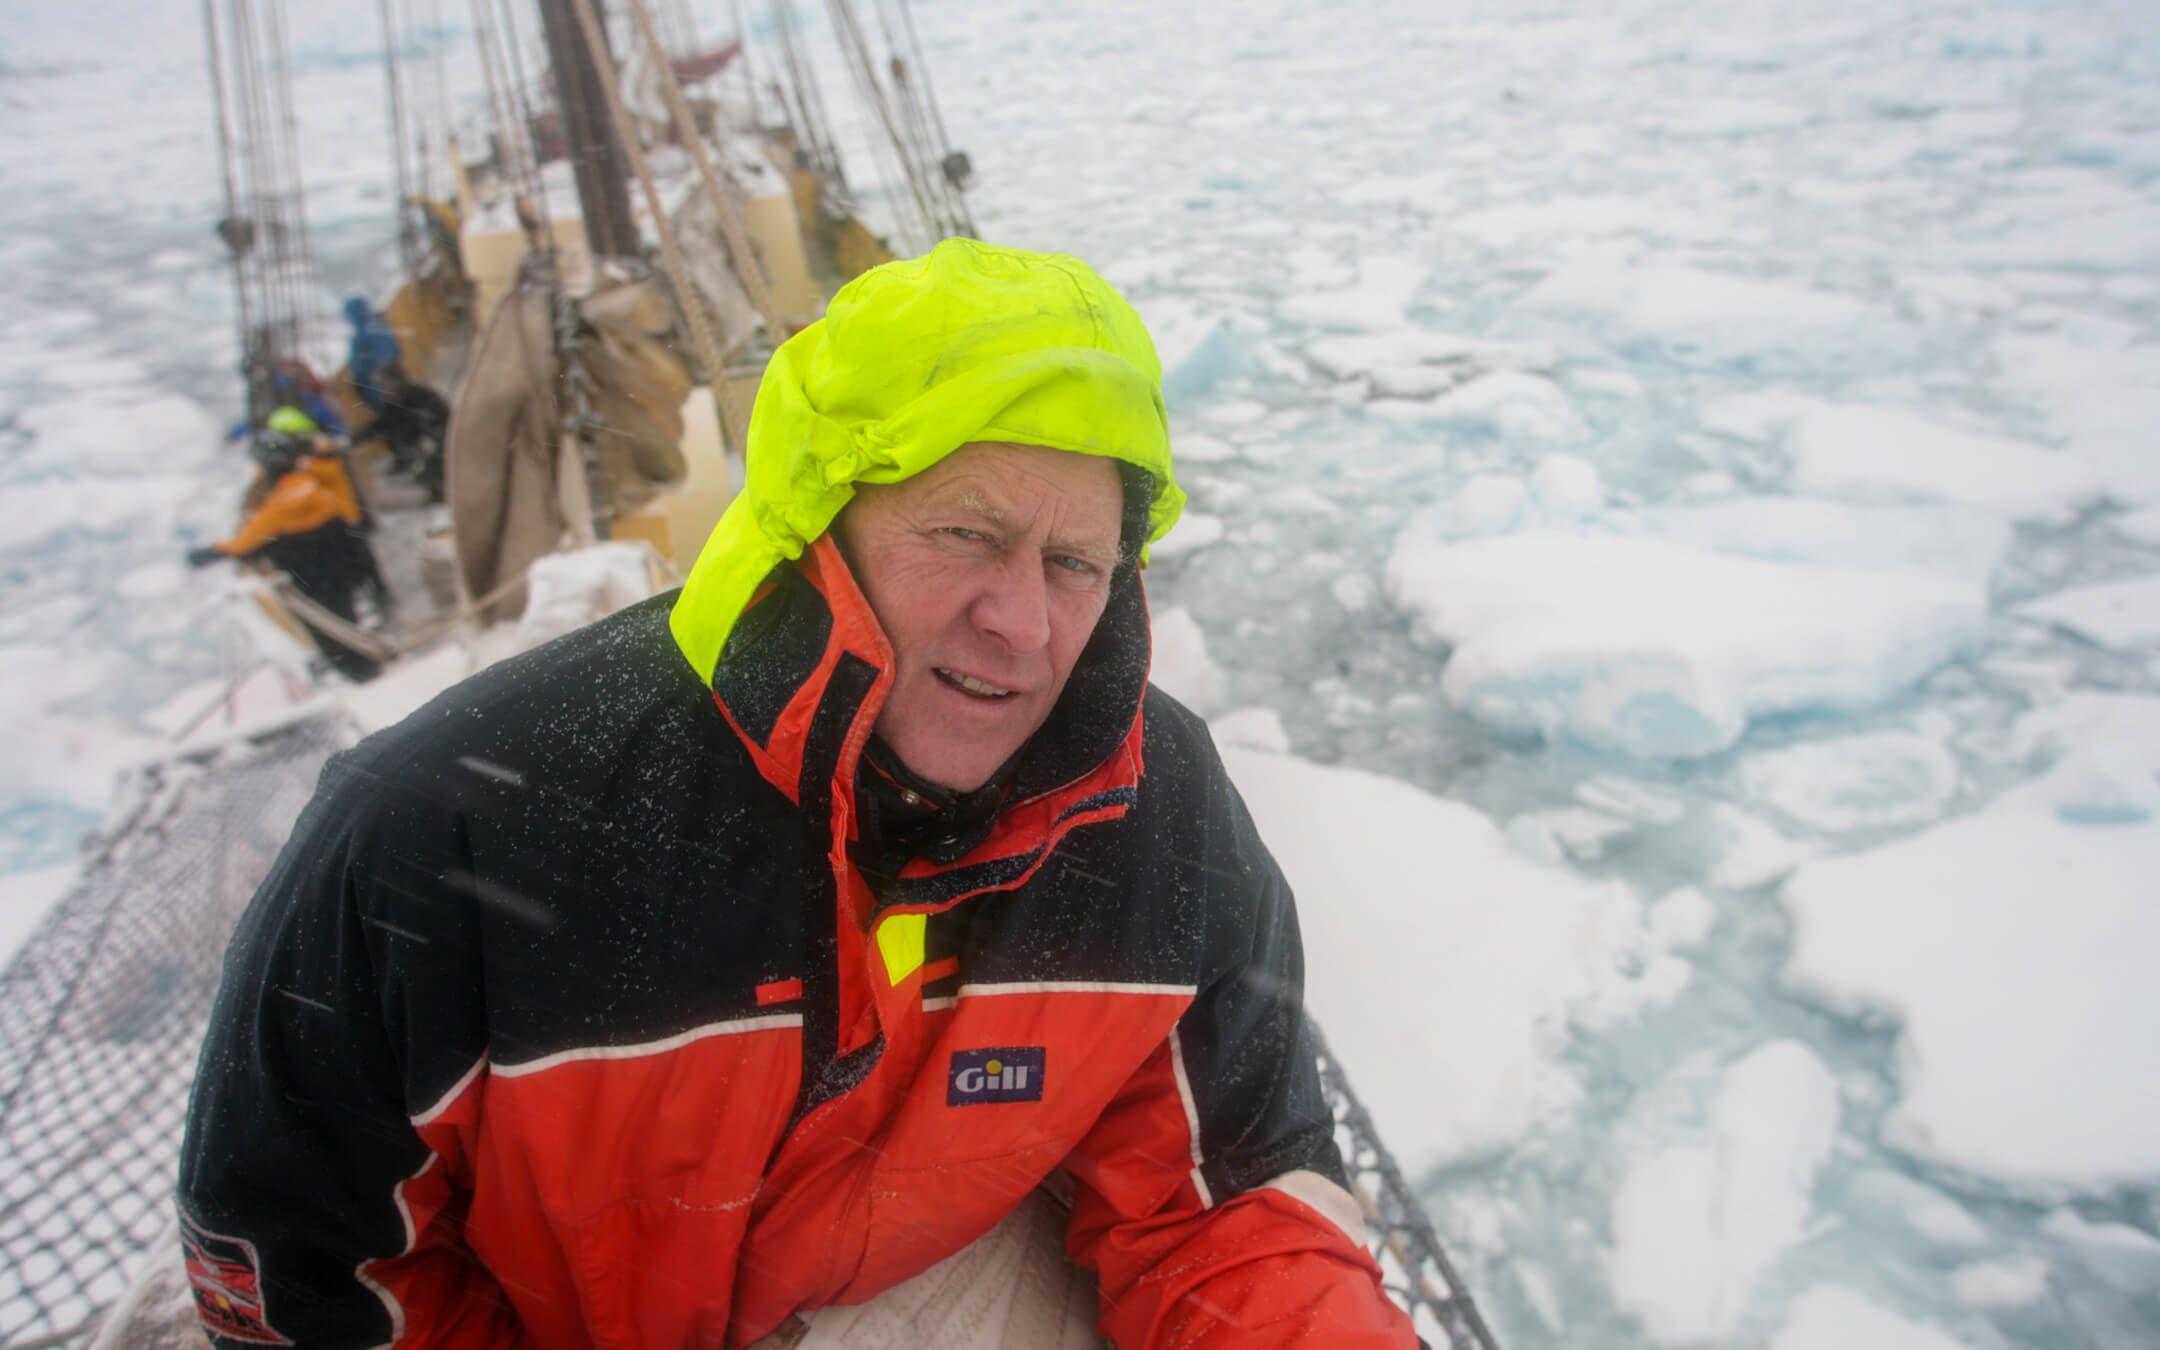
[1385,462,1991,758]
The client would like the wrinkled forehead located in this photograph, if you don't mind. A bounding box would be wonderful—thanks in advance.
[885,442,1123,536]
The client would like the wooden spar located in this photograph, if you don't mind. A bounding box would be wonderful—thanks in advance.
[535,0,639,261]
[618,0,789,339]
[563,0,743,454]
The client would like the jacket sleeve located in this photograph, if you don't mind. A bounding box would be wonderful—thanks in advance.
[215,476,337,558]
[177,747,527,1348]
[1062,759,1417,1348]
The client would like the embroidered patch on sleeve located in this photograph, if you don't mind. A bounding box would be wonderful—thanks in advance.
[180,1210,293,1345]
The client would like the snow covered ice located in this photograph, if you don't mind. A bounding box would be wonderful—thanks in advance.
[8,0,2160,1344]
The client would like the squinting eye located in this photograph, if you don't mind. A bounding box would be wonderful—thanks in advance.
[938,526,992,544]
[1048,555,1102,577]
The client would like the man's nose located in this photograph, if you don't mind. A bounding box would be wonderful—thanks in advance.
[969,552,1052,655]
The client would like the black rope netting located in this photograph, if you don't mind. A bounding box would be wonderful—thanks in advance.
[1312,1021,1504,1350]
[0,723,338,1347]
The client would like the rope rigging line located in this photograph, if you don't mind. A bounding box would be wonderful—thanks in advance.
[377,0,418,273]
[825,0,939,250]
[621,0,789,341]
[769,0,846,191]
[563,0,743,453]
[888,0,973,236]
[495,0,552,214]
[468,0,544,236]
[261,0,320,360]
[870,0,967,238]
[727,0,761,125]
[200,0,257,405]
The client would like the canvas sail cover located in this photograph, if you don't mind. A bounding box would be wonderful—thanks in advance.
[447,275,692,618]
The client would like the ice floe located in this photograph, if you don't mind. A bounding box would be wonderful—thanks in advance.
[1225,745,1647,1168]
[1608,1041,1840,1342]
[1768,1287,1966,1350]
[1950,1256,2049,1309]
[1782,770,2160,1189]
[2014,573,2160,648]
[1150,510,1226,559]
[1387,523,1985,758]
[1149,605,1229,715]
[1785,404,2103,523]
[1740,731,1960,833]
[1518,256,1883,366]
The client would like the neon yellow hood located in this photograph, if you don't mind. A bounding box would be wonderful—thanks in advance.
[670,238,1185,681]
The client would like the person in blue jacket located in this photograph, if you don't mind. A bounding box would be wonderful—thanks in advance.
[343,297,402,412]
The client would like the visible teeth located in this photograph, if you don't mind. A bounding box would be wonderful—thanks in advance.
[942,669,1012,697]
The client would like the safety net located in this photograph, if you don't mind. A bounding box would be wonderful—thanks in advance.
[0,722,339,1346]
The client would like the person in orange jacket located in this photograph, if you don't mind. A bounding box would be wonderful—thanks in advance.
[187,427,383,682]
[178,242,1417,1347]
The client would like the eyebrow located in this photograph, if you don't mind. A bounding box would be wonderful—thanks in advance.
[948,490,1118,560]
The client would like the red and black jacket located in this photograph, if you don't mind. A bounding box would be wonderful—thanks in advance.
[178,538,1414,1348]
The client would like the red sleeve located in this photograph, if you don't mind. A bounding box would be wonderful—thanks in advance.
[1063,1032,1414,1348]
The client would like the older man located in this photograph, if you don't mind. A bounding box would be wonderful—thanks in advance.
[180,240,1415,1347]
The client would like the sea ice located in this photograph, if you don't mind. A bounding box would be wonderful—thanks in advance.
[1274,256,1428,331]
[1386,527,1985,758]
[2042,1208,2160,1294]
[0,863,79,968]
[1518,256,1882,366]
[1646,887,1714,950]
[1145,297,1256,403]
[1150,510,1225,559]
[1768,1287,1967,1350]
[1208,706,1289,755]
[1698,390,1828,442]
[1150,606,1229,715]
[1740,731,1960,833]
[1785,405,2103,523]
[2115,508,2160,546]
[1442,474,1530,538]
[16,391,219,472]
[1636,498,2010,584]
[2014,573,2160,648]
[0,475,197,551]
[1570,368,1644,399]
[1842,1171,1988,1249]
[1950,1256,2049,1309]
[1527,453,1602,520]
[1328,572,1375,614]
[1171,432,1236,463]
[1992,333,2160,504]
[2010,691,2160,771]
[1420,371,1588,444]
[1782,778,2160,1189]
[1607,1041,1840,1342]
[1225,745,1645,1168]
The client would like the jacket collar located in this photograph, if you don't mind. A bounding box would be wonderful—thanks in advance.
[707,535,1150,873]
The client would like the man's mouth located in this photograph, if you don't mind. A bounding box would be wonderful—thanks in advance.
[934,667,1018,700]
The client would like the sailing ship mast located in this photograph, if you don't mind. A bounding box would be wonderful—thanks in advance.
[201,0,324,422]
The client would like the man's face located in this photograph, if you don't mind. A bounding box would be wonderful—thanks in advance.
[834,442,1125,792]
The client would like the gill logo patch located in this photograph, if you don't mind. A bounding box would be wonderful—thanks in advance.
[948,1046,1046,1105]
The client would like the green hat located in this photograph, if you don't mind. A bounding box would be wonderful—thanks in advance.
[670,238,1185,682]
[265,405,318,436]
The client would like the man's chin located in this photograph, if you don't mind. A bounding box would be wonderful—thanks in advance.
[882,724,1026,795]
